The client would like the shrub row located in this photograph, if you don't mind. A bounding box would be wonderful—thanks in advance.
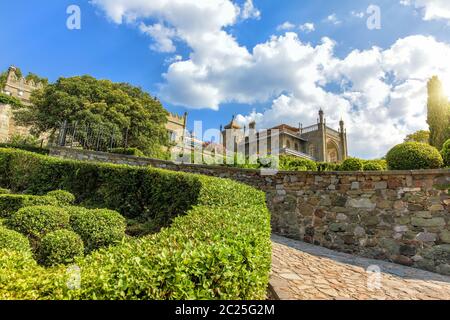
[0,148,272,299]
[0,143,49,155]
[0,148,201,222]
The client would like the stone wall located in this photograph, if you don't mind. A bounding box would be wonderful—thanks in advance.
[49,147,450,275]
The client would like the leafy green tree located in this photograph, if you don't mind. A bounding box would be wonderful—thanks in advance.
[13,75,169,157]
[404,130,430,144]
[25,73,48,86]
[427,76,449,149]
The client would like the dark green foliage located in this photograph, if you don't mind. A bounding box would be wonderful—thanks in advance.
[386,142,444,170]
[363,160,387,171]
[0,133,49,155]
[46,190,75,206]
[0,226,31,254]
[340,158,364,171]
[0,143,49,155]
[441,139,450,167]
[69,208,126,252]
[0,148,201,222]
[0,93,23,108]
[13,75,170,157]
[109,147,145,157]
[7,206,70,239]
[317,162,341,172]
[0,148,271,299]
[0,194,58,218]
[38,230,84,266]
[279,155,317,171]
[404,130,430,144]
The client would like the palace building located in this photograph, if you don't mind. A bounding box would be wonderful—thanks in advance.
[221,109,348,163]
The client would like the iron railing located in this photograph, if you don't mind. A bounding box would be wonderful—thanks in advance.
[55,120,129,152]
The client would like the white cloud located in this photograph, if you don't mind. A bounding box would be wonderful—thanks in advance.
[139,23,177,53]
[299,23,315,33]
[240,0,260,20]
[277,22,315,33]
[91,0,450,159]
[401,0,450,22]
[325,13,342,25]
[277,21,296,31]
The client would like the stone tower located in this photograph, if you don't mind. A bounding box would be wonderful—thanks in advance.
[0,66,43,142]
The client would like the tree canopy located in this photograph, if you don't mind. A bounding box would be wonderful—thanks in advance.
[13,75,170,157]
[404,130,430,144]
[427,76,450,149]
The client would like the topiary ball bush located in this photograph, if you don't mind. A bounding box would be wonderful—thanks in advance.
[46,190,76,206]
[279,156,317,171]
[340,158,364,171]
[441,139,450,167]
[0,226,31,254]
[69,208,126,252]
[386,142,443,170]
[7,206,70,239]
[38,229,84,266]
[363,160,386,171]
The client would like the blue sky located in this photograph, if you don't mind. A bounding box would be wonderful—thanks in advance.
[1,0,450,158]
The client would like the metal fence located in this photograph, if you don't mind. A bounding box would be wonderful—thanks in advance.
[55,120,129,152]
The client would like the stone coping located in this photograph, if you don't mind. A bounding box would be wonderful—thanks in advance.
[49,146,450,176]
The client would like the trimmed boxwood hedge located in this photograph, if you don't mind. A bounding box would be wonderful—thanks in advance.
[38,230,84,266]
[279,155,317,171]
[0,194,59,218]
[7,206,70,240]
[0,226,31,254]
[0,148,271,300]
[386,142,444,170]
[69,208,126,252]
[0,143,49,155]
[441,139,450,167]
[340,158,364,171]
[0,148,202,222]
[46,190,76,206]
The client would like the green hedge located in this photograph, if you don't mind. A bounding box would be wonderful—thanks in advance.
[0,226,31,254]
[69,208,126,252]
[441,139,450,167]
[0,194,59,218]
[0,148,271,300]
[279,155,317,171]
[340,158,364,171]
[38,230,84,266]
[0,143,49,155]
[0,148,201,222]
[46,190,75,206]
[386,142,443,170]
[7,206,70,240]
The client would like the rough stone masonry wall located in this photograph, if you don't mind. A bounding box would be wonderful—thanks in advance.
[49,147,450,275]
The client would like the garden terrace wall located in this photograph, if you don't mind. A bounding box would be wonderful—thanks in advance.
[50,147,450,275]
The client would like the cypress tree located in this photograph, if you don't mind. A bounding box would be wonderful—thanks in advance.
[427,76,449,149]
